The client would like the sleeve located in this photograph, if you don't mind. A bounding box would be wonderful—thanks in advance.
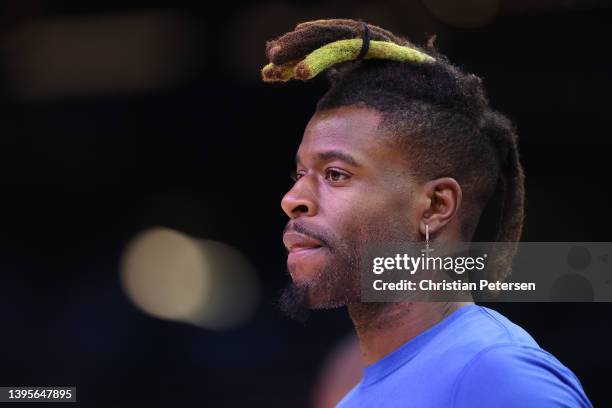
[451,345,593,408]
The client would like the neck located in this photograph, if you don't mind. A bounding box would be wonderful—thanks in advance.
[347,301,473,366]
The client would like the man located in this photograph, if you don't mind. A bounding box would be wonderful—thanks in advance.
[264,19,592,407]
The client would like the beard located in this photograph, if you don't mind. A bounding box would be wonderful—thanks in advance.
[278,282,310,322]
[279,213,417,322]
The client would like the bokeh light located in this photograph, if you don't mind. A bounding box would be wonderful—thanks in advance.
[120,227,259,330]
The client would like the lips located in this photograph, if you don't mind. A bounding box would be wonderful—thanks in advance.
[283,231,324,252]
[283,230,328,270]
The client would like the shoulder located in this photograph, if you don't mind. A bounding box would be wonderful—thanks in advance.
[451,344,592,408]
[434,305,541,351]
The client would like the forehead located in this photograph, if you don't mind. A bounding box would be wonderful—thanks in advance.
[298,106,393,163]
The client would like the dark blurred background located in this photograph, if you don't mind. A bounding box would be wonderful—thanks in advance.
[0,0,611,406]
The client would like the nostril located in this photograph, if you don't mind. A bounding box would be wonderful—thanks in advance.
[293,204,309,214]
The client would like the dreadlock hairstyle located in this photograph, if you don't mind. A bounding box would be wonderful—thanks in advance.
[262,19,525,283]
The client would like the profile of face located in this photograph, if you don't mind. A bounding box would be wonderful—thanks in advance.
[280,106,424,318]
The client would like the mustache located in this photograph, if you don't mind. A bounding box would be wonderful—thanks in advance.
[283,220,334,249]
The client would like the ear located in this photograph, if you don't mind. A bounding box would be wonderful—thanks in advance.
[417,177,462,238]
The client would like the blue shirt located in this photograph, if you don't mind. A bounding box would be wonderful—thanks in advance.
[337,304,592,407]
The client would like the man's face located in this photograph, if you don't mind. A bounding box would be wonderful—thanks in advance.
[280,105,420,315]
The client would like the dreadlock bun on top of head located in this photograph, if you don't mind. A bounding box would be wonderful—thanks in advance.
[262,19,435,82]
[266,18,409,64]
[263,18,525,285]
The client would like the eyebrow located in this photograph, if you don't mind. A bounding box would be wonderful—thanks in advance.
[296,149,361,167]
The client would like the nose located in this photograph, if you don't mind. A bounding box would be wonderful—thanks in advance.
[281,176,318,219]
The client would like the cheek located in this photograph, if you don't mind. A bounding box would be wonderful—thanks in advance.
[329,201,398,243]
[354,199,415,242]
[319,182,414,240]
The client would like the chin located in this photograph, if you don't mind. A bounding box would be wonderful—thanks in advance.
[286,251,359,309]
[287,251,329,284]
[288,264,320,286]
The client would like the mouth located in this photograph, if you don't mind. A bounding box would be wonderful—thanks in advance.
[289,244,323,253]
[287,245,325,260]
[283,231,327,261]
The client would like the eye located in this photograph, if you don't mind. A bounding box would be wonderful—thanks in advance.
[325,168,350,183]
[290,170,305,182]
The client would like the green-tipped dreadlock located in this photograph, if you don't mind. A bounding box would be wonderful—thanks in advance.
[262,20,435,82]
[264,19,525,285]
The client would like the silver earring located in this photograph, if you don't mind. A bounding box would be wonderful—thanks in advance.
[422,224,433,257]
